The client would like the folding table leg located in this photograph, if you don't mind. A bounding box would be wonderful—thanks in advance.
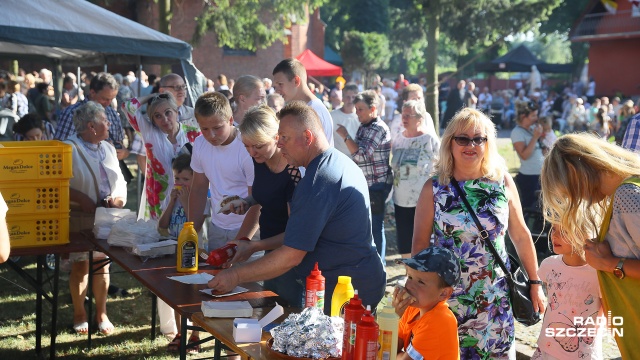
[151,294,157,339]
[179,316,188,360]
[88,251,93,349]
[50,254,60,360]
[35,255,43,357]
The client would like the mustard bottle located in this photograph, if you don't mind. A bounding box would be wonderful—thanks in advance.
[177,222,198,272]
[331,275,355,316]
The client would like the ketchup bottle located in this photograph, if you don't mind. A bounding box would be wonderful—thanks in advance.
[342,290,365,360]
[205,237,249,267]
[305,262,325,309]
[354,306,379,360]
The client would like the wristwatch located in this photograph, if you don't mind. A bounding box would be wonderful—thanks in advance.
[613,258,626,279]
[528,280,543,285]
[344,134,352,142]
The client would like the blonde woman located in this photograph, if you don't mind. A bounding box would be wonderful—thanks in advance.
[412,108,544,359]
[541,133,640,359]
[229,75,266,125]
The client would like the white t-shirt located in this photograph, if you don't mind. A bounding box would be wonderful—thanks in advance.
[308,98,334,146]
[510,126,544,175]
[331,108,359,156]
[537,255,604,360]
[190,129,254,230]
[391,132,440,207]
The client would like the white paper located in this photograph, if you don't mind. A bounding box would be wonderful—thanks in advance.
[135,240,177,251]
[200,286,249,297]
[167,273,214,284]
[202,300,253,318]
[258,302,284,328]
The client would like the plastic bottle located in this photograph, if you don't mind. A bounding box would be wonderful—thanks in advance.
[305,262,326,309]
[177,222,198,272]
[206,237,250,268]
[342,290,365,360]
[354,305,379,360]
[376,296,399,360]
[331,276,355,317]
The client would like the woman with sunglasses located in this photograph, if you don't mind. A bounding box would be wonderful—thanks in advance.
[390,99,440,259]
[411,108,544,359]
[511,101,544,209]
[123,92,201,220]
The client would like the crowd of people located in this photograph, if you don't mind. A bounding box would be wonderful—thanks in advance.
[1,63,639,360]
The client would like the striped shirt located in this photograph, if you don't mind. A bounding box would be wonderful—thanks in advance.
[622,113,640,154]
[352,117,392,187]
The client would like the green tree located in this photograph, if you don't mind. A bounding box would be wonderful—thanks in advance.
[193,0,326,51]
[414,0,561,129]
[341,31,391,87]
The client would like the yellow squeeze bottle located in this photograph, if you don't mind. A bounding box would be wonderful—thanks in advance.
[377,296,399,360]
[331,276,355,316]
[177,222,198,272]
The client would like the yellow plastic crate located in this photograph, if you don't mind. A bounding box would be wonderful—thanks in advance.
[0,180,70,215]
[6,213,70,248]
[0,140,72,180]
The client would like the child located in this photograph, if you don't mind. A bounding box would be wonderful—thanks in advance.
[532,225,604,360]
[188,92,259,254]
[538,116,557,155]
[393,247,461,360]
[158,153,192,237]
[156,153,201,353]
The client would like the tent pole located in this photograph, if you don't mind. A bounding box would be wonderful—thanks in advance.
[136,58,143,213]
[137,60,142,98]
[77,66,82,100]
[53,60,62,122]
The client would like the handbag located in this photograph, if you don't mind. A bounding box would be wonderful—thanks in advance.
[451,178,541,326]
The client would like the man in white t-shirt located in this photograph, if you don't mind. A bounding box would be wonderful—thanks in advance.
[272,58,334,146]
[188,92,259,251]
[331,83,359,155]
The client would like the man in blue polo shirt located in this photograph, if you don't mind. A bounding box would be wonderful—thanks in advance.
[207,101,386,313]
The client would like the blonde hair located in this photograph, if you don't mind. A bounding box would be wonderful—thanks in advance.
[541,133,640,253]
[230,75,263,111]
[239,104,279,144]
[435,108,506,185]
[194,91,232,121]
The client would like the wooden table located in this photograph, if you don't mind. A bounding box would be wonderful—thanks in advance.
[87,235,281,360]
[192,307,299,360]
[4,234,94,359]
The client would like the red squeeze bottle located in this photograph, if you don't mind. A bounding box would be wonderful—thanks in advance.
[205,237,249,267]
[305,262,326,309]
[342,290,365,360]
[353,305,379,360]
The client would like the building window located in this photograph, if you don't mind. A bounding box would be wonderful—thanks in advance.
[222,46,256,56]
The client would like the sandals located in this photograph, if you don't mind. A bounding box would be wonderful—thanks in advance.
[167,333,200,354]
[73,321,89,335]
[98,320,115,335]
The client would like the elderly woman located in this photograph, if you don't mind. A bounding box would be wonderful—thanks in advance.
[511,101,544,209]
[224,104,302,306]
[123,92,201,220]
[410,108,544,359]
[391,100,440,258]
[65,101,127,335]
[336,90,392,262]
[230,75,266,125]
[541,133,640,359]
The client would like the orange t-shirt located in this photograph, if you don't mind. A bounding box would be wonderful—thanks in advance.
[399,301,460,360]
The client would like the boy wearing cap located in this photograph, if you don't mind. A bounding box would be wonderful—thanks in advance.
[393,247,461,360]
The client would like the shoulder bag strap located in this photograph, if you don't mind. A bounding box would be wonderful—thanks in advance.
[450,177,512,279]
[68,138,101,202]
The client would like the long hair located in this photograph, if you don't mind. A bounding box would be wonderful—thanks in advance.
[435,108,506,185]
[541,133,640,253]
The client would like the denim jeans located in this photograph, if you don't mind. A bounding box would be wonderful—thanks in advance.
[369,182,392,265]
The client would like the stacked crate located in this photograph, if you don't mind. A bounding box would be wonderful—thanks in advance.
[0,141,72,247]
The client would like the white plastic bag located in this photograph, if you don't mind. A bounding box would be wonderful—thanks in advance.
[107,214,160,247]
[93,207,133,239]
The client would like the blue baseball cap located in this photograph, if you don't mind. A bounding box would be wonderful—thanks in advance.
[396,247,461,286]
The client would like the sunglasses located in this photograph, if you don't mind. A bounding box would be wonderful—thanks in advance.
[453,136,488,146]
[147,93,171,105]
[160,84,188,91]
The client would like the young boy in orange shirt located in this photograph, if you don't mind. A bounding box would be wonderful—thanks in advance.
[394,247,461,360]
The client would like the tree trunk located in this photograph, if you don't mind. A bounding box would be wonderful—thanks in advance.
[159,0,172,76]
[425,3,440,133]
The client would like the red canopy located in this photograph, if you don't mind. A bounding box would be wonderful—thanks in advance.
[296,49,343,77]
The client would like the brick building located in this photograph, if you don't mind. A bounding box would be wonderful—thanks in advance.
[98,0,326,82]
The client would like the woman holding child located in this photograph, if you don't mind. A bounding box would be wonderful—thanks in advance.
[541,133,640,359]
[411,108,544,359]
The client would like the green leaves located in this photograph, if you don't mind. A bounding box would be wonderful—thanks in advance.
[341,31,391,73]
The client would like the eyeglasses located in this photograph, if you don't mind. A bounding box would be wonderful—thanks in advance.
[147,93,171,105]
[160,84,187,91]
[453,136,488,147]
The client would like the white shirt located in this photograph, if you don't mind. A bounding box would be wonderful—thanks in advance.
[190,130,254,230]
[331,108,359,155]
[308,98,334,146]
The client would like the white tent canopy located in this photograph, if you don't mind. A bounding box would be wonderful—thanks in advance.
[0,0,205,105]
